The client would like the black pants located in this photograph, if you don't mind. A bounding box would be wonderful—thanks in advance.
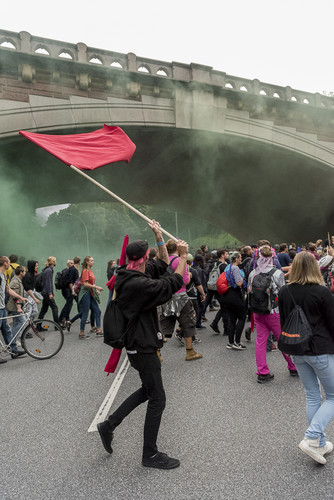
[59,287,74,322]
[212,296,230,333]
[38,294,59,323]
[203,289,219,312]
[196,295,205,326]
[222,288,246,344]
[107,352,166,458]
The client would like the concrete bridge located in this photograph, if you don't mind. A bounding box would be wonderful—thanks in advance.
[1,29,334,243]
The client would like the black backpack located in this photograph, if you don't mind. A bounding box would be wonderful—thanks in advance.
[165,256,178,275]
[55,268,70,290]
[103,294,137,349]
[249,268,277,314]
[278,287,313,355]
[35,271,45,292]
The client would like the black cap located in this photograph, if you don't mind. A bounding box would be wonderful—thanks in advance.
[126,240,149,261]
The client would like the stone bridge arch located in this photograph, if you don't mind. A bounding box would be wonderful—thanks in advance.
[1,30,334,243]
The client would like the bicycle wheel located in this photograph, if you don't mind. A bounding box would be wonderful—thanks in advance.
[21,319,64,360]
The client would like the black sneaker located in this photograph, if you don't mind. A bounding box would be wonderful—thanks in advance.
[97,421,114,454]
[11,350,26,359]
[175,333,185,346]
[257,373,274,384]
[142,452,180,469]
[245,327,251,341]
[232,342,246,350]
[192,336,201,344]
[210,323,220,334]
[289,369,299,377]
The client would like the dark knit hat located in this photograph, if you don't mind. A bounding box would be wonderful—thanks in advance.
[126,240,149,261]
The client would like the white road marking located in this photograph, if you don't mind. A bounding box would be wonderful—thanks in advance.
[88,356,130,432]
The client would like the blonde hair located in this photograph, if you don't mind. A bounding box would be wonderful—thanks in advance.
[45,256,56,267]
[289,251,324,286]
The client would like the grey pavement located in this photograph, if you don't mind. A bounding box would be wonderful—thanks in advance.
[2,310,334,500]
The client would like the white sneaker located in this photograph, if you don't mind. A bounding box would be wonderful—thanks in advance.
[232,342,246,350]
[298,438,327,464]
[319,441,334,456]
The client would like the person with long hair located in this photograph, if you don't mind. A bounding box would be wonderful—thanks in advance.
[279,251,334,464]
[221,252,247,349]
[77,256,103,339]
[248,246,297,383]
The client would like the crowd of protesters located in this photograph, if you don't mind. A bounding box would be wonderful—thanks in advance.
[2,233,334,467]
[0,252,108,365]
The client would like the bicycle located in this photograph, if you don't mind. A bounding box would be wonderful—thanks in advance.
[0,307,64,360]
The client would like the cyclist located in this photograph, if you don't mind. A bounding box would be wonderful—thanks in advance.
[0,256,27,362]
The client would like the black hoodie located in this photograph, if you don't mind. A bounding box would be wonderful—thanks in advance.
[115,266,183,353]
[22,260,38,292]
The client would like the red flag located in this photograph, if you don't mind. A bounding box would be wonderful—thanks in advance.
[104,348,122,375]
[104,234,129,374]
[19,125,136,170]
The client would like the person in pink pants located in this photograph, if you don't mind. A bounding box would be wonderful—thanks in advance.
[254,310,296,377]
[248,245,297,383]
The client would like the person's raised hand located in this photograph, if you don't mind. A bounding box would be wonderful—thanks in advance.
[147,219,162,235]
[176,240,189,258]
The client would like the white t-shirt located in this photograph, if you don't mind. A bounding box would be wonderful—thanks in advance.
[0,271,6,309]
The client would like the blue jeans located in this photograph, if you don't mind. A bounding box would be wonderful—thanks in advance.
[292,354,334,446]
[79,292,101,331]
[0,308,18,352]
[8,311,26,338]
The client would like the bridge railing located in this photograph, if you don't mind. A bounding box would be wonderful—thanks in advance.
[0,29,333,109]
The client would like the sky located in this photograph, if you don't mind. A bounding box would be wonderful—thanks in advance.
[3,0,334,95]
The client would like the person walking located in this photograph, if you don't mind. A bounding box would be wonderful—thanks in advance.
[77,256,103,339]
[221,252,247,350]
[97,235,189,469]
[59,259,80,328]
[278,251,334,464]
[38,256,60,325]
[0,256,27,362]
[248,245,297,383]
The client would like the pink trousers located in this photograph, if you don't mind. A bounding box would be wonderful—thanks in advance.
[254,311,296,375]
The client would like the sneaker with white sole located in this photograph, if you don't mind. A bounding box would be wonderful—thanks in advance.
[226,343,233,349]
[175,333,185,346]
[298,438,327,464]
[320,441,334,456]
[232,342,246,350]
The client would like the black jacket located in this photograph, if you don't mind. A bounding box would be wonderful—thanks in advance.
[115,266,183,353]
[278,283,334,355]
[22,260,38,292]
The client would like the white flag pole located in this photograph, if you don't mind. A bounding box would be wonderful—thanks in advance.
[69,165,178,242]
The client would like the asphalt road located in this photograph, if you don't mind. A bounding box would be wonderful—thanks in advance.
[2,310,334,500]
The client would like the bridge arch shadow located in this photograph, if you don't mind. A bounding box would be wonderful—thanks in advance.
[1,126,334,244]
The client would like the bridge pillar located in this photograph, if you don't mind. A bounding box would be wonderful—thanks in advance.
[19,31,31,52]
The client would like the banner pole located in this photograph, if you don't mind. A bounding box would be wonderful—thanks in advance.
[69,165,178,242]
